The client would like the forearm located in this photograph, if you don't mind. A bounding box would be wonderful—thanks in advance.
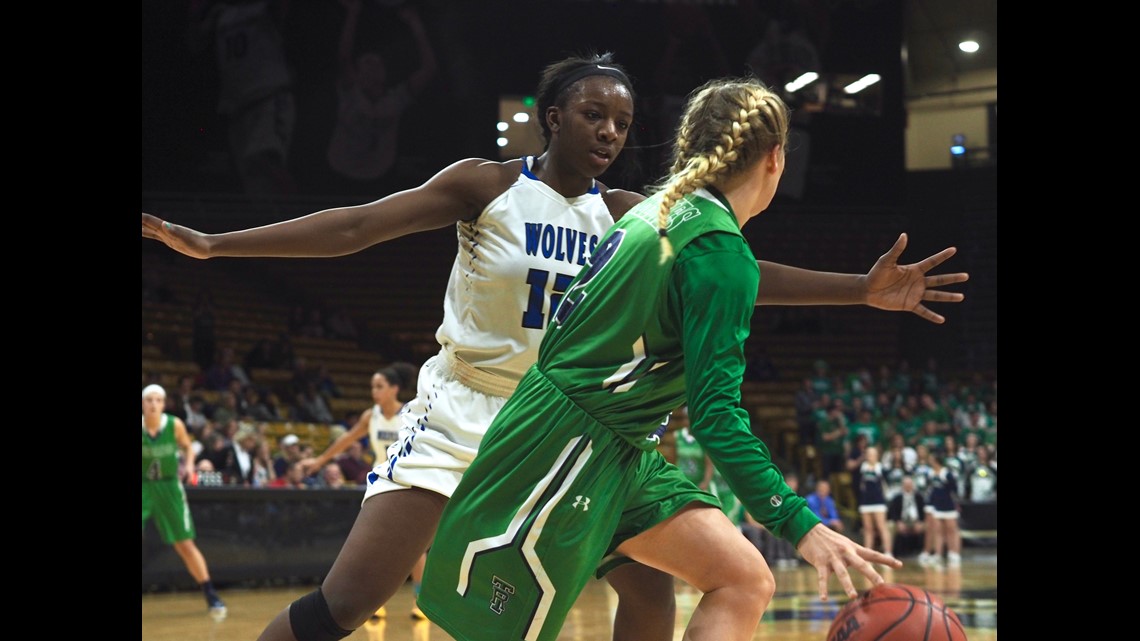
[756,261,867,306]
[206,206,371,257]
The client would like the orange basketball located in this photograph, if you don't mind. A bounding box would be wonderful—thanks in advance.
[826,583,968,641]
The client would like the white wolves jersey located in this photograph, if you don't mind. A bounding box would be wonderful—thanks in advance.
[368,403,404,463]
[435,156,615,382]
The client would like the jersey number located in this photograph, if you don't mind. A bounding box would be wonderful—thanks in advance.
[521,269,575,329]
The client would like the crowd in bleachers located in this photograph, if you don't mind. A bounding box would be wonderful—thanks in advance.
[770,356,996,560]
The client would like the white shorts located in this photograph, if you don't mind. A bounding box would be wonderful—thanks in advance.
[933,509,959,520]
[361,353,509,504]
[859,504,887,514]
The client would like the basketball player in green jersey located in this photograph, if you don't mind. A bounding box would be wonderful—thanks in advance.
[419,77,967,641]
[142,384,227,620]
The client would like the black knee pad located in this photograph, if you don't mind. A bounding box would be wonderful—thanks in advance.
[289,587,354,641]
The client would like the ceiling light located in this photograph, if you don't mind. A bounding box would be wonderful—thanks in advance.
[959,40,980,53]
[843,74,881,95]
[784,72,819,93]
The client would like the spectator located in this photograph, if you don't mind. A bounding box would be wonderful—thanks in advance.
[200,430,231,475]
[188,0,297,195]
[210,389,242,429]
[856,446,892,557]
[942,435,967,496]
[810,359,832,395]
[964,445,997,503]
[247,387,287,421]
[893,404,923,447]
[251,437,276,487]
[214,345,252,389]
[919,454,961,569]
[849,408,881,448]
[170,375,199,419]
[326,0,437,194]
[886,475,926,556]
[317,462,349,489]
[806,479,845,532]
[272,433,303,478]
[268,460,309,489]
[881,432,916,501]
[333,440,371,485]
[215,423,260,486]
[817,401,848,479]
[295,381,336,424]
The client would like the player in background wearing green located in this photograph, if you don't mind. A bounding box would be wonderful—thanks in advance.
[142,384,227,621]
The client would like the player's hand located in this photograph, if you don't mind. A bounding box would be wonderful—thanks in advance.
[796,523,902,601]
[142,213,212,259]
[864,233,969,324]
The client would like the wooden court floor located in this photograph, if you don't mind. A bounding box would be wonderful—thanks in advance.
[142,548,997,641]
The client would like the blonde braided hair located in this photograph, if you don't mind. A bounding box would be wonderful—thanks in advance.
[650,78,789,263]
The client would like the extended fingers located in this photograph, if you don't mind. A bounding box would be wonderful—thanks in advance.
[923,289,966,303]
[830,558,859,599]
[926,272,970,288]
[915,246,957,272]
[912,305,945,324]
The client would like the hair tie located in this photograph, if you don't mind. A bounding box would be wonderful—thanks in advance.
[554,65,631,98]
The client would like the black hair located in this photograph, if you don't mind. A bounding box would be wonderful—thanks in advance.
[534,51,635,147]
[377,361,420,404]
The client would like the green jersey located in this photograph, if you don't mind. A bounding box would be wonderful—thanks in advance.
[541,188,816,542]
[142,413,180,481]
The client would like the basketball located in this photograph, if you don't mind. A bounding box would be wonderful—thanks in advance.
[826,583,968,641]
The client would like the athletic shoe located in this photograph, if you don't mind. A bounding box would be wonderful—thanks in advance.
[947,552,962,568]
[207,595,227,622]
[410,605,427,620]
[917,552,935,567]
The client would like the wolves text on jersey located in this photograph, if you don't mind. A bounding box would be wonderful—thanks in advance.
[524,223,600,266]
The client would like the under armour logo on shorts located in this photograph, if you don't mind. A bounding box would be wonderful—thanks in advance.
[572,496,590,510]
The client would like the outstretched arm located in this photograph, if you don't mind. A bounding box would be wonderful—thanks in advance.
[142,158,504,259]
[756,233,969,324]
[300,408,370,476]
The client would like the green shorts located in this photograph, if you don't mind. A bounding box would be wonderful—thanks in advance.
[142,479,196,544]
[419,369,718,641]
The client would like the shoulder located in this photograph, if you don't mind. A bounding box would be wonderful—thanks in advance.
[428,158,523,210]
[598,185,647,221]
